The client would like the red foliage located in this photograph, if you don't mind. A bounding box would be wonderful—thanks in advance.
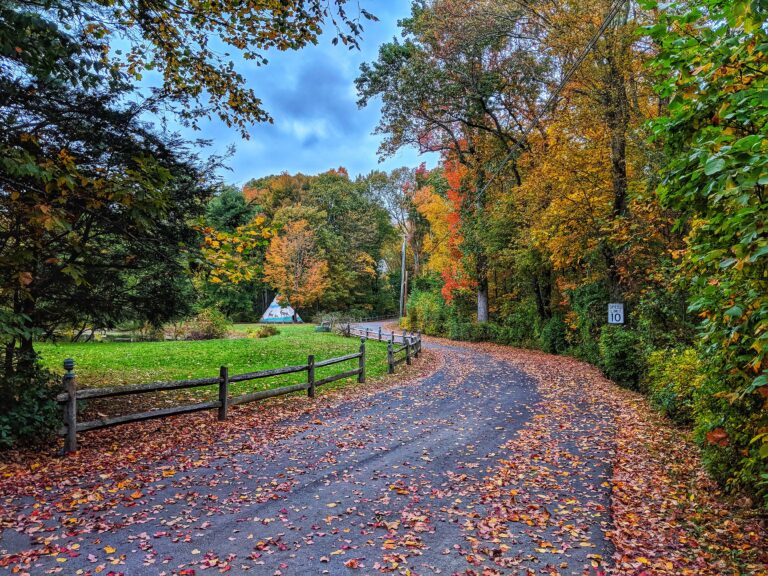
[439,155,474,302]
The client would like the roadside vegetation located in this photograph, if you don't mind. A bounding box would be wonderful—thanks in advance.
[359,0,768,506]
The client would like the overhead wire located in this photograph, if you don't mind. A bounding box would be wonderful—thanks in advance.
[477,0,629,197]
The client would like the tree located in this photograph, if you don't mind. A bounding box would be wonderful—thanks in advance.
[0,78,217,398]
[242,169,396,316]
[206,186,259,232]
[365,167,431,277]
[357,0,547,321]
[4,0,378,136]
[263,220,330,319]
[0,0,214,419]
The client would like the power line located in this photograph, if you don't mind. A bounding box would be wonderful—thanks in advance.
[477,0,629,197]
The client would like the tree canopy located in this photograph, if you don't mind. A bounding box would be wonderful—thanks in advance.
[357,0,768,502]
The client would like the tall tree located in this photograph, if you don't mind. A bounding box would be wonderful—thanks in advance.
[263,220,330,319]
[206,185,259,232]
[357,0,546,321]
[0,79,217,389]
[365,167,428,277]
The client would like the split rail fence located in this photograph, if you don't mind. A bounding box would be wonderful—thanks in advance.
[56,327,423,454]
[345,324,422,374]
[57,338,368,453]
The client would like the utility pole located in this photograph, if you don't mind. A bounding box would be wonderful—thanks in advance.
[399,235,407,318]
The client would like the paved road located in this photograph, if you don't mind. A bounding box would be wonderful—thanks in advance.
[1,326,614,575]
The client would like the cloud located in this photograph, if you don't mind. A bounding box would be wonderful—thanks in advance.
[175,0,439,184]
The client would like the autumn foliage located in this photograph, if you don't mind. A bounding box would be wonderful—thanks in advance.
[359,0,768,503]
[264,220,330,313]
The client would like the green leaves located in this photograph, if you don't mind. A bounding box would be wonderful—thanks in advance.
[648,0,768,499]
[703,157,725,176]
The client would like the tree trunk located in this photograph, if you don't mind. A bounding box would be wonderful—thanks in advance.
[475,169,489,323]
[605,52,629,218]
[602,26,631,300]
[477,267,489,323]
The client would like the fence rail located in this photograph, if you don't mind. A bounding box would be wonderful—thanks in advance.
[344,324,422,375]
[57,338,368,453]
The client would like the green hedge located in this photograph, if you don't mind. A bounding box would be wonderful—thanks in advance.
[644,348,702,425]
[598,326,645,391]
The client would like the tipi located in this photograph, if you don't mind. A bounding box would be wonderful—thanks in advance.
[260,296,302,323]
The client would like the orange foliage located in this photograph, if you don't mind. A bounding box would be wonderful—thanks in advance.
[263,219,330,311]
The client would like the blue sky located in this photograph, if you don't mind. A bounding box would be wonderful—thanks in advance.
[176,1,438,186]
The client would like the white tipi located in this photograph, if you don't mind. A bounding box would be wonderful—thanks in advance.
[260,296,302,323]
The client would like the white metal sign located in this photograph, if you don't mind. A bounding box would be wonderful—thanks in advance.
[608,303,625,325]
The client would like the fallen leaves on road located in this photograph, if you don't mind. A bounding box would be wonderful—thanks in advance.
[471,341,768,576]
[1,335,766,576]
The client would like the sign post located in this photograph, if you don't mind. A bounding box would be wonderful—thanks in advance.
[608,303,625,325]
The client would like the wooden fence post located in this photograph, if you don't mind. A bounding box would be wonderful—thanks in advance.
[63,358,77,454]
[405,337,412,365]
[307,354,315,398]
[402,330,407,344]
[387,340,394,374]
[365,327,369,340]
[378,326,382,341]
[218,366,229,421]
[358,337,366,383]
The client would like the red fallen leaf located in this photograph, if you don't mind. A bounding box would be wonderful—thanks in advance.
[756,386,768,399]
[705,428,729,447]
[343,558,362,569]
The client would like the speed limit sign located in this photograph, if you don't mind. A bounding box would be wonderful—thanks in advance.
[608,303,625,325]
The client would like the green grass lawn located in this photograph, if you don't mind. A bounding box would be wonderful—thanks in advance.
[36,325,387,398]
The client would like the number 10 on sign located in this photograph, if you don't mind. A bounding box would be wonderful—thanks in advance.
[608,303,624,325]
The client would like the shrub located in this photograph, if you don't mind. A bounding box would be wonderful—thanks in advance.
[405,290,449,336]
[447,319,471,341]
[183,308,231,340]
[598,325,645,390]
[0,360,60,449]
[136,322,165,342]
[540,315,568,354]
[644,348,703,425]
[566,282,608,355]
[251,325,279,338]
[694,370,768,503]
[495,299,539,347]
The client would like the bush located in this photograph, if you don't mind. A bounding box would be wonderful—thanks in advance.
[540,315,568,354]
[495,299,539,347]
[565,282,609,363]
[137,322,165,342]
[598,325,645,390]
[250,325,279,338]
[0,360,60,449]
[447,319,471,341]
[644,348,703,425]
[694,369,768,502]
[405,290,449,336]
[182,308,231,340]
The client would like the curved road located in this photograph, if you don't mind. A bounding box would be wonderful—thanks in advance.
[1,324,614,575]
